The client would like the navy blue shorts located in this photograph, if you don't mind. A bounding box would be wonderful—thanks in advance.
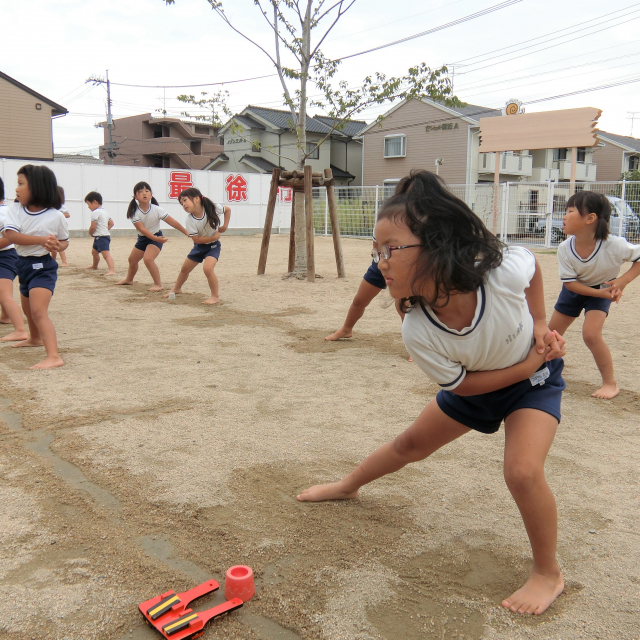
[554,284,612,317]
[363,260,386,289]
[134,232,164,252]
[16,254,58,297]
[187,241,221,264]
[92,236,111,253]
[436,359,565,434]
[0,248,18,281]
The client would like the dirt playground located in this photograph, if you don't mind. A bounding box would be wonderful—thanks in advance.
[1,234,638,640]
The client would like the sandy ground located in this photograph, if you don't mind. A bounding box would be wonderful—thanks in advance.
[0,234,639,640]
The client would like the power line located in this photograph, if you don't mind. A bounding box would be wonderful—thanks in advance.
[453,2,640,65]
[108,73,277,89]
[333,0,523,62]
[456,11,640,75]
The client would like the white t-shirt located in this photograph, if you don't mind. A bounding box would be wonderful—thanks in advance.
[0,204,14,251]
[185,205,224,239]
[131,203,167,234]
[402,246,536,391]
[557,236,640,287]
[2,203,69,257]
[91,207,111,237]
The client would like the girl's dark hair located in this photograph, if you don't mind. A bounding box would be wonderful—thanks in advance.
[378,170,504,309]
[178,188,220,229]
[57,186,65,204]
[566,190,610,241]
[85,191,103,205]
[126,181,158,219]
[17,165,62,209]
[0,176,4,202]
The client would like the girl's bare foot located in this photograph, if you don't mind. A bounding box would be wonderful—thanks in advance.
[325,327,353,341]
[116,280,133,286]
[61,263,69,267]
[0,317,11,324]
[162,290,181,298]
[1,331,29,342]
[103,271,116,276]
[85,265,98,270]
[297,481,358,502]
[502,570,564,615]
[148,285,163,292]
[202,296,219,305]
[592,383,619,399]
[30,355,64,370]
[12,338,43,348]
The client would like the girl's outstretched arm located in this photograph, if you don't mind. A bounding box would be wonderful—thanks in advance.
[3,229,53,247]
[164,216,189,236]
[564,280,614,299]
[525,258,562,358]
[605,261,640,299]
[452,339,564,397]
[218,206,231,233]
[192,231,221,244]
[133,221,167,243]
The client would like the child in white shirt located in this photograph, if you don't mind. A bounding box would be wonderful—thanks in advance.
[549,191,640,399]
[163,188,230,304]
[116,181,189,291]
[298,171,566,617]
[83,191,115,275]
[1,165,69,369]
[50,186,71,266]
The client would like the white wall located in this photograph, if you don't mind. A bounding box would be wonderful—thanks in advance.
[0,159,294,233]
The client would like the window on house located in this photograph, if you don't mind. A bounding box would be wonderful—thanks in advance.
[252,141,261,153]
[306,142,319,159]
[577,147,586,162]
[553,148,567,161]
[629,156,639,171]
[384,135,406,158]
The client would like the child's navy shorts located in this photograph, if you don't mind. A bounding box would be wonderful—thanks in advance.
[0,248,18,280]
[92,236,111,253]
[187,241,221,264]
[363,260,386,289]
[134,232,164,252]
[436,358,565,434]
[554,284,612,317]
[16,254,58,297]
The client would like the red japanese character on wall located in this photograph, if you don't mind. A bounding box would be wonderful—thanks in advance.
[225,174,248,202]
[277,187,293,204]
[168,171,193,199]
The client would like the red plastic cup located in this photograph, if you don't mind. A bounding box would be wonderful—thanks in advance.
[225,565,255,602]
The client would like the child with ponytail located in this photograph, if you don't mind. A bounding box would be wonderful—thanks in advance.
[164,188,230,304]
[116,182,189,291]
[549,191,640,399]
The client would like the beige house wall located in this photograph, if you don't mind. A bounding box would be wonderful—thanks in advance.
[592,141,625,181]
[363,100,471,185]
[0,76,55,160]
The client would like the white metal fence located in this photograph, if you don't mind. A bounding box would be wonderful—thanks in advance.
[312,181,640,247]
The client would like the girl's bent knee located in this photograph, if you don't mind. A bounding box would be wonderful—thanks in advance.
[392,432,421,460]
[504,465,544,494]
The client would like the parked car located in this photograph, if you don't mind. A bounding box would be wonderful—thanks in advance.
[536,196,639,243]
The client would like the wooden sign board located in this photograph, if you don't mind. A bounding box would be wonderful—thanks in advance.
[478,107,601,152]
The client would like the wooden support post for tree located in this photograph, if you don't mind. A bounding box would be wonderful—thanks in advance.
[257,168,281,275]
[492,151,501,235]
[288,199,296,273]
[304,164,315,282]
[324,168,345,278]
[570,146,577,196]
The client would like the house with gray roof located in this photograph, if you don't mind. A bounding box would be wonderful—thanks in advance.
[211,106,367,185]
[361,97,602,186]
[592,131,640,181]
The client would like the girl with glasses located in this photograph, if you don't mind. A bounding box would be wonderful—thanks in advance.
[299,170,566,616]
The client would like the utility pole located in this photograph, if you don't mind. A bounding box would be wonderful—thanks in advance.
[628,111,640,137]
[87,70,117,164]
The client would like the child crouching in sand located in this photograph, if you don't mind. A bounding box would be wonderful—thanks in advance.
[298,171,566,616]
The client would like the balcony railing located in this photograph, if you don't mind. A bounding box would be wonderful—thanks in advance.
[553,160,597,181]
[479,152,533,177]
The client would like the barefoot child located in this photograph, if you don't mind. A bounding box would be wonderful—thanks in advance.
[116,182,189,291]
[50,186,70,266]
[549,191,640,399]
[0,177,28,342]
[164,188,230,304]
[298,171,567,616]
[1,165,68,369]
[84,191,115,275]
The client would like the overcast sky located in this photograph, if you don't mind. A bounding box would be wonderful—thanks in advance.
[3,0,639,155]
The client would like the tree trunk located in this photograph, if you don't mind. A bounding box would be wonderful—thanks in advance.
[293,191,306,273]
